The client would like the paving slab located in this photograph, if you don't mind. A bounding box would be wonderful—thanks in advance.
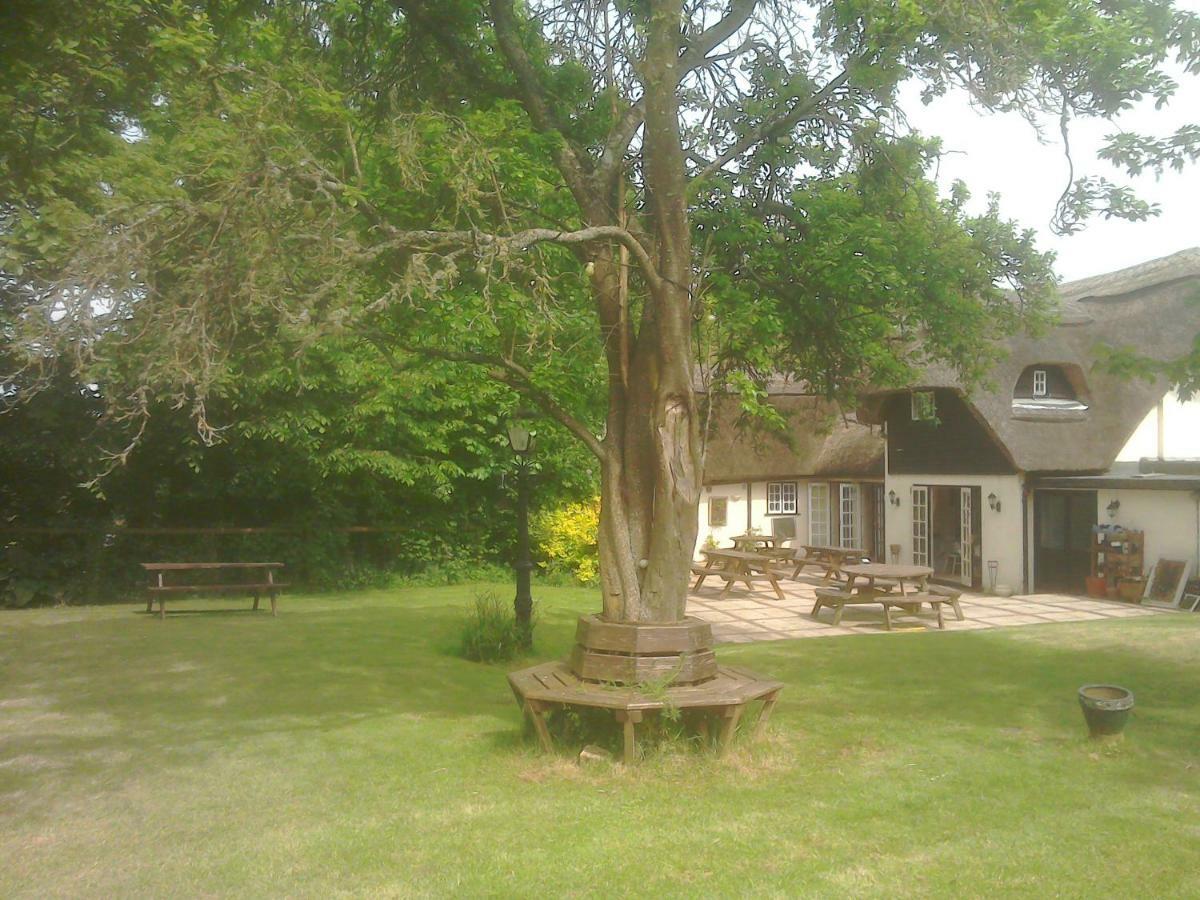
[689,574,1173,644]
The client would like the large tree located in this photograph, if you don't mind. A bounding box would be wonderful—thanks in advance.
[5,1,1198,624]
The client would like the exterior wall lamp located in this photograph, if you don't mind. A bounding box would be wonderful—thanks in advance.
[1107,499,1121,518]
[888,489,900,508]
[988,492,1001,512]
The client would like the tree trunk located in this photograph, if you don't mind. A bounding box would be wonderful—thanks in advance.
[594,0,702,626]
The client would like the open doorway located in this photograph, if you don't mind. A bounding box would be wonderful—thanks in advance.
[925,485,982,588]
[1034,490,1096,593]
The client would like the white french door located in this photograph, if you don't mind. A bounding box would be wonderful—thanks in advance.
[911,486,929,566]
[960,486,974,585]
[839,483,860,549]
[808,483,831,546]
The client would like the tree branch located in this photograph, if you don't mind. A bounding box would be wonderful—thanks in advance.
[381,339,607,462]
[678,0,759,80]
[489,0,596,210]
[694,63,858,179]
[376,224,662,293]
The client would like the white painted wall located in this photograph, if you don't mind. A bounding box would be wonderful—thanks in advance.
[1096,487,1200,571]
[883,472,1025,591]
[1116,390,1200,461]
[696,483,750,556]
[695,478,881,557]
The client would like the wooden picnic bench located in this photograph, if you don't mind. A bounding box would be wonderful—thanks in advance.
[791,545,870,581]
[141,562,287,619]
[811,563,964,630]
[694,549,785,600]
[812,587,957,630]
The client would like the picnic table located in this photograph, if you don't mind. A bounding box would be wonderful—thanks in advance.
[792,544,870,581]
[841,562,933,597]
[141,562,287,619]
[729,534,780,552]
[811,563,944,629]
[692,549,785,600]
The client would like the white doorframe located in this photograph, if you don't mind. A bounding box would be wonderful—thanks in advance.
[839,483,860,549]
[912,486,929,566]
[960,486,974,585]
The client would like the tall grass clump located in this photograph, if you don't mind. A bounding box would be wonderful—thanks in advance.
[460,591,533,662]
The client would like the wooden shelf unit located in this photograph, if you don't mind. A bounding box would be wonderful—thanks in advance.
[1090,529,1145,587]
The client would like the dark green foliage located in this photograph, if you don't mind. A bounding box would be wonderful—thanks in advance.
[460,590,533,663]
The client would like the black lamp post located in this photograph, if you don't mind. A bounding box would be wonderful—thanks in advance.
[506,417,536,645]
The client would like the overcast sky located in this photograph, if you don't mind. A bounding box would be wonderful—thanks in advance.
[900,2,1200,283]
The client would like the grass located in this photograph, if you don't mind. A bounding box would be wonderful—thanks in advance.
[2,584,1199,898]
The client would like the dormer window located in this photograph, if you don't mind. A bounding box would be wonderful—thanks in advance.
[1012,364,1090,419]
[911,391,936,422]
[1032,369,1047,397]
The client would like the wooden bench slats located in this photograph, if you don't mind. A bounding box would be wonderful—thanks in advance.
[148,582,292,593]
[143,562,285,618]
[141,562,284,570]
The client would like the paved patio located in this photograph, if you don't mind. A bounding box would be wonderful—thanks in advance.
[688,574,1167,643]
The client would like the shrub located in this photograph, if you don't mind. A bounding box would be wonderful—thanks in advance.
[460,591,532,662]
[533,496,600,585]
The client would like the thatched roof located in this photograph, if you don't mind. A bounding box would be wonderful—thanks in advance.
[859,248,1200,474]
[702,394,884,483]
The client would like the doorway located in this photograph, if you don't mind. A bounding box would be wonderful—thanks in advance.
[1034,490,1097,593]
[919,485,982,588]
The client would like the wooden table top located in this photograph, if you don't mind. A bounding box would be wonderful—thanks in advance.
[702,549,776,562]
[802,544,868,556]
[841,563,933,579]
[141,562,285,570]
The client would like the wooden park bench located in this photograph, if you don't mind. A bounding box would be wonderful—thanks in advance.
[812,587,957,631]
[141,562,287,619]
[927,583,966,622]
[696,549,785,600]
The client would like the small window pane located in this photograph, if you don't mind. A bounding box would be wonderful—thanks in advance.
[1033,369,1048,397]
[911,391,936,421]
[708,497,728,528]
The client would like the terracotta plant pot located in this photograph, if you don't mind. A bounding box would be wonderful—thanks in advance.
[1117,578,1145,603]
[1084,575,1109,599]
[1078,684,1134,739]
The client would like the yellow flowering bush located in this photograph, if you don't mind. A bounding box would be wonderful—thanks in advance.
[534,496,600,585]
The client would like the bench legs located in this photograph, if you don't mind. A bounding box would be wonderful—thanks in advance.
[754,691,780,739]
[269,591,277,617]
[252,590,260,611]
[718,705,744,756]
[614,709,643,763]
[524,700,553,753]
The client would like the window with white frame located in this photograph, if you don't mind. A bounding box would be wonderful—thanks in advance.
[839,483,860,549]
[808,483,831,546]
[708,497,728,528]
[767,481,798,515]
[1032,368,1048,397]
[911,390,936,421]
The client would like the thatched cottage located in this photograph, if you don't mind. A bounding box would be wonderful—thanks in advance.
[697,248,1200,597]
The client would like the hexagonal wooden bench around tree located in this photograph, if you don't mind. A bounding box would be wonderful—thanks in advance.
[508,614,782,763]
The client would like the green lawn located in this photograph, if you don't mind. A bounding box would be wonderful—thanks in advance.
[3,585,1199,898]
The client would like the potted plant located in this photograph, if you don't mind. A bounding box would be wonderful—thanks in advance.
[1117,577,1145,603]
[1078,684,1134,739]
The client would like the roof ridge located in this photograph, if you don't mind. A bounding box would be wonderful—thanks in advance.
[1058,247,1200,303]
